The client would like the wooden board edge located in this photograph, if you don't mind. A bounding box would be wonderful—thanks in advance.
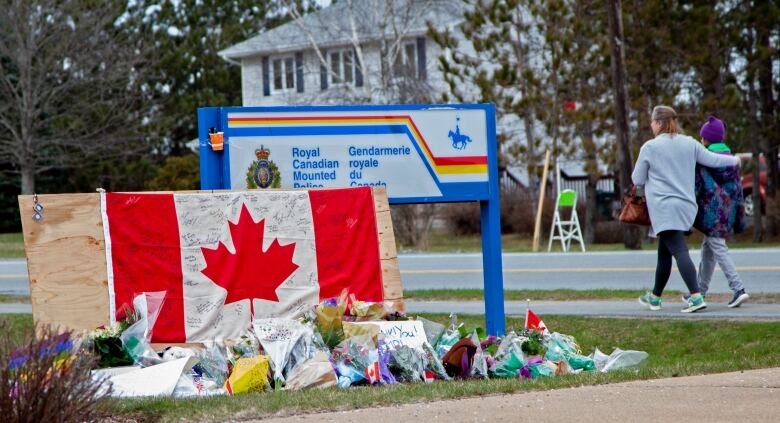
[371,186,390,212]
[17,195,37,320]
[371,187,404,312]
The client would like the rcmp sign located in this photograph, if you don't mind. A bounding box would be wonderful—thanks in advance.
[212,105,495,203]
[198,104,507,335]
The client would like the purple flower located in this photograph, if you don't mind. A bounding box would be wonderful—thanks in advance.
[519,366,532,379]
[321,298,339,307]
[480,336,497,349]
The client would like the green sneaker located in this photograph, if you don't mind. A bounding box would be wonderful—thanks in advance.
[681,293,707,313]
[681,293,706,303]
[638,292,662,311]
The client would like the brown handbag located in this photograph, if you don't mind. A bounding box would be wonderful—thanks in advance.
[619,186,651,226]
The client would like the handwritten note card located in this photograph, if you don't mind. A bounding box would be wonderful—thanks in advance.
[354,320,427,350]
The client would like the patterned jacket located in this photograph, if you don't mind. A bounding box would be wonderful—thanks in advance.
[693,143,745,237]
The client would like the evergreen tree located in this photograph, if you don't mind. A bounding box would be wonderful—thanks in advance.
[130,0,293,155]
[429,0,544,176]
[558,0,612,243]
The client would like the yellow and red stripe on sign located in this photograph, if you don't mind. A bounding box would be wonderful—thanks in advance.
[228,115,488,175]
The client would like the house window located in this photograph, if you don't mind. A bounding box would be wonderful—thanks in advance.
[393,41,417,77]
[344,51,353,83]
[271,56,296,92]
[330,52,341,83]
[328,49,356,85]
[285,57,294,89]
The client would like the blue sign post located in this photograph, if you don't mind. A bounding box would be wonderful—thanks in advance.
[198,104,506,335]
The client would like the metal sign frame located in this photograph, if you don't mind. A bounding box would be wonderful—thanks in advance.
[198,104,506,334]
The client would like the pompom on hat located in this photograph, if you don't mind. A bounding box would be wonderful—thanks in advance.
[699,116,725,142]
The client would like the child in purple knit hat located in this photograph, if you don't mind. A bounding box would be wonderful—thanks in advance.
[690,116,749,308]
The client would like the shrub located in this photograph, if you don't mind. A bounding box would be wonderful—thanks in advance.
[0,324,109,423]
[594,221,625,244]
[145,154,200,191]
[501,188,559,236]
[440,202,480,235]
[441,187,560,236]
[441,187,621,246]
[391,204,438,249]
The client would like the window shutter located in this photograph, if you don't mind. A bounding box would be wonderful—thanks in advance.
[416,37,426,80]
[354,48,363,87]
[320,50,328,91]
[262,56,270,96]
[295,52,304,93]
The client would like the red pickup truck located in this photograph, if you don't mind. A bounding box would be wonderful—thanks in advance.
[737,153,780,217]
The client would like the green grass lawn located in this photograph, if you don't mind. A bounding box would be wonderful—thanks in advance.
[2,229,778,258]
[400,229,780,253]
[0,314,34,343]
[414,231,632,253]
[0,294,30,303]
[3,313,777,422]
[0,232,25,258]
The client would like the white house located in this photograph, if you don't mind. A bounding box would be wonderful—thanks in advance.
[218,0,466,106]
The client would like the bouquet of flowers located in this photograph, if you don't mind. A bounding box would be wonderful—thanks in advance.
[314,290,348,349]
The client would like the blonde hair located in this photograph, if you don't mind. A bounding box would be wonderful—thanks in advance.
[651,105,680,135]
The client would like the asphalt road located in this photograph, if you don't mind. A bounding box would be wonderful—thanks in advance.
[2,247,779,297]
[398,248,780,293]
[0,259,28,296]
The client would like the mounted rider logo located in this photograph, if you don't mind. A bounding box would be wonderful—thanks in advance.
[448,116,472,150]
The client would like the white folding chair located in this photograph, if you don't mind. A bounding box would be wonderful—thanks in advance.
[547,189,585,252]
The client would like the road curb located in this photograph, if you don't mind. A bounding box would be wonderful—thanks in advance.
[405,299,780,320]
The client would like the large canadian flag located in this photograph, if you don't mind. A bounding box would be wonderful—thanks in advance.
[101,187,384,343]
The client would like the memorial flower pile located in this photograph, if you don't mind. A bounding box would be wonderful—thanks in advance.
[77,292,648,397]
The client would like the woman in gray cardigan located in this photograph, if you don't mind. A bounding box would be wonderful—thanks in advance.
[632,106,739,313]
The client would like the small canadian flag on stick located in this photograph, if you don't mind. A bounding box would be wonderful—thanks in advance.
[364,361,381,384]
[525,299,548,333]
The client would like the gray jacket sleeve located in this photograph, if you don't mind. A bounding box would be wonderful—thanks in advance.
[632,145,650,185]
[694,142,738,168]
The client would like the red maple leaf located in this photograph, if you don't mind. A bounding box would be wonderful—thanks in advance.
[200,204,299,316]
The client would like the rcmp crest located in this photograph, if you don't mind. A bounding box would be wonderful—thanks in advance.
[246,145,281,189]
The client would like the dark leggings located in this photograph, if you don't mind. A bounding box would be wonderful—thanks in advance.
[653,230,700,297]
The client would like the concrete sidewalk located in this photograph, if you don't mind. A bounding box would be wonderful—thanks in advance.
[264,367,780,422]
[0,303,31,314]
[4,300,780,319]
[405,300,780,319]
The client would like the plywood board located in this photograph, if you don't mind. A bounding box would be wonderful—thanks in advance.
[19,193,108,332]
[19,187,405,333]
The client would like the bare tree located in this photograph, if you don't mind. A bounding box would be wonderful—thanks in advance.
[747,82,764,242]
[0,0,147,194]
[755,8,779,236]
[281,0,446,248]
[283,0,439,105]
[606,0,641,249]
[430,2,541,185]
